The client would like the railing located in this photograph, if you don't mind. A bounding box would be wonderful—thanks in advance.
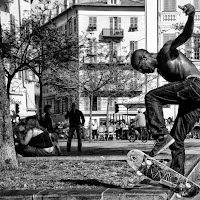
[159,11,200,23]
[159,12,179,23]
[195,12,200,22]
[101,28,124,38]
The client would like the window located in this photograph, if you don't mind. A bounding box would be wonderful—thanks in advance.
[129,17,138,32]
[110,17,121,29]
[88,17,97,31]
[88,40,97,63]
[97,97,101,111]
[58,25,64,34]
[54,99,60,114]
[109,99,115,111]
[92,96,97,111]
[64,23,67,36]
[68,18,72,35]
[130,41,138,52]
[163,33,176,45]
[194,0,200,11]
[193,35,200,60]
[111,0,117,4]
[74,17,77,32]
[83,97,90,111]
[163,0,176,11]
[62,98,69,113]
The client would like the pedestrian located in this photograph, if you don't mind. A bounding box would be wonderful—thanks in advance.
[65,103,85,152]
[41,105,62,155]
[42,105,54,133]
[131,4,198,175]
[92,119,98,140]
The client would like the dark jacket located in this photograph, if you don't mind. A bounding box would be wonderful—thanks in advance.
[65,109,85,127]
[42,113,54,133]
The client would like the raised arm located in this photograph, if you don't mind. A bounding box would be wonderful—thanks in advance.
[170,4,195,51]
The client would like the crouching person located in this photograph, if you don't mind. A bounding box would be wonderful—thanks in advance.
[16,116,60,156]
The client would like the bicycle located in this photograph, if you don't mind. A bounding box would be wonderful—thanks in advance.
[129,127,149,143]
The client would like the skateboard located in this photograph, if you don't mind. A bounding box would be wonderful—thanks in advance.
[127,149,200,198]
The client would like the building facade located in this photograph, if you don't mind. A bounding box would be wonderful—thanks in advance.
[31,0,200,125]
[0,0,37,119]
[31,0,146,125]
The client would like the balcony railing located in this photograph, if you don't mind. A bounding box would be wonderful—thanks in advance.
[159,11,200,23]
[101,28,124,38]
[159,12,178,23]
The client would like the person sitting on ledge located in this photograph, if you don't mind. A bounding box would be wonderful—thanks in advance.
[16,116,60,157]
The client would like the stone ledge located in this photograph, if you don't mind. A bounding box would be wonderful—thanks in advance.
[0,187,170,200]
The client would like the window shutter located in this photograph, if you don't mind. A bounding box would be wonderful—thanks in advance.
[97,97,101,111]
[164,0,169,11]
[110,17,113,28]
[194,0,200,10]
[89,17,92,25]
[130,41,134,51]
[118,17,121,29]
[171,0,176,11]
[93,17,97,24]
[135,41,138,50]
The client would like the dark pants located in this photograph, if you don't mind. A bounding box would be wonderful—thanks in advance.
[145,77,200,175]
[67,125,82,151]
[92,130,98,139]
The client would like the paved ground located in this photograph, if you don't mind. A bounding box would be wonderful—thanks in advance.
[8,138,200,200]
[58,138,200,157]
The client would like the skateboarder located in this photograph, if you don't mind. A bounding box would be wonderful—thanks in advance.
[131,4,198,175]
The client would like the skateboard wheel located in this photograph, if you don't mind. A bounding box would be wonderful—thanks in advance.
[176,193,182,198]
[136,171,143,176]
[142,162,146,166]
[146,160,152,166]
[185,182,191,188]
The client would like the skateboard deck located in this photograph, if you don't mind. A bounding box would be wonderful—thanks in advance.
[127,149,200,198]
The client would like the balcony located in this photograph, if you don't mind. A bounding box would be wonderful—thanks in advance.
[194,12,200,22]
[100,28,124,42]
[159,11,200,24]
[159,12,179,24]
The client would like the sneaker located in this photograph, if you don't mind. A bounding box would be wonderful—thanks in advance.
[149,134,175,157]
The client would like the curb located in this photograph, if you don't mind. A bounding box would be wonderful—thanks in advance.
[0,187,170,200]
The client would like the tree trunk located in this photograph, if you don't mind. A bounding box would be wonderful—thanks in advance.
[39,79,43,120]
[0,58,18,170]
[106,97,110,130]
[89,94,93,142]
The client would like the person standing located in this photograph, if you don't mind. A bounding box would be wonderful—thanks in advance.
[41,105,62,155]
[65,103,85,152]
[131,4,197,175]
[92,119,98,140]
[42,105,54,133]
